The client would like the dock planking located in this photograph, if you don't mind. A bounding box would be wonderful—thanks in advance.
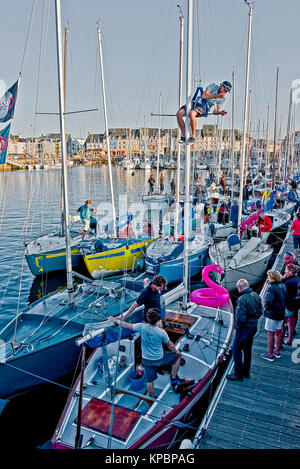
[197,230,300,449]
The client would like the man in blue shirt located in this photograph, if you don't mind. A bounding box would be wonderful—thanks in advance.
[109,308,182,398]
[77,199,97,239]
[176,81,231,145]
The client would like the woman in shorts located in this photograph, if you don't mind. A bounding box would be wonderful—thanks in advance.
[260,270,287,362]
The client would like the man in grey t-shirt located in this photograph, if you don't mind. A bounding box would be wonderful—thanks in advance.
[109,308,183,398]
[176,80,231,145]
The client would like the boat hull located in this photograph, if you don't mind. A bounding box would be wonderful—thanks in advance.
[209,247,273,292]
[26,246,83,276]
[83,239,154,279]
[0,330,82,399]
[145,247,209,284]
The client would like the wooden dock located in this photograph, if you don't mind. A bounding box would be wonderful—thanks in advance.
[192,231,300,449]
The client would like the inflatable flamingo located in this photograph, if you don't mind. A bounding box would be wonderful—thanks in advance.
[190,264,230,307]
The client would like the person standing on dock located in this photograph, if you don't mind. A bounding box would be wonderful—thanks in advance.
[176,81,231,145]
[280,251,300,277]
[109,308,183,399]
[291,212,300,258]
[77,200,97,240]
[280,263,300,346]
[227,279,262,381]
[260,270,287,362]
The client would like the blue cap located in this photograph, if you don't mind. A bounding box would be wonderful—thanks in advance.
[222,81,232,92]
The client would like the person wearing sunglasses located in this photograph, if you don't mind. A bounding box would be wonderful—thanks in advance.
[176,80,232,145]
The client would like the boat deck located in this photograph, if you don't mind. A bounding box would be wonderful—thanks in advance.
[194,231,300,449]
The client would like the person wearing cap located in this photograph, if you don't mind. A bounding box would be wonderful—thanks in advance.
[77,199,97,240]
[176,81,231,145]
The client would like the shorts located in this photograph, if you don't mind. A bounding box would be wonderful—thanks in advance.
[264,318,283,332]
[194,104,206,116]
[142,351,179,383]
[82,219,90,231]
[293,235,300,249]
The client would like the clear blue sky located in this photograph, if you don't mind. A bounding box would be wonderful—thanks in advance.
[1,0,300,139]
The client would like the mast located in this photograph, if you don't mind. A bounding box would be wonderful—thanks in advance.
[97,24,117,238]
[237,1,253,231]
[217,118,224,185]
[272,66,279,188]
[156,92,162,190]
[74,344,86,449]
[265,104,270,169]
[60,24,68,236]
[174,6,184,240]
[230,70,235,199]
[183,0,193,308]
[283,88,293,191]
[55,0,74,303]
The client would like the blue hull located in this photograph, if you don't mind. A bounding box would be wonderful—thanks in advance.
[145,247,209,284]
[0,332,82,399]
[26,248,84,276]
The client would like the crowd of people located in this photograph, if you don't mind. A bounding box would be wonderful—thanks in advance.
[228,254,299,380]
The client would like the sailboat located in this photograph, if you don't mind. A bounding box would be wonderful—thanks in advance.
[0,2,145,400]
[51,0,234,450]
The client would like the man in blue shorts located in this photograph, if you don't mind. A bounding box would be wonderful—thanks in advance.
[109,308,183,398]
[77,199,97,239]
[176,80,231,145]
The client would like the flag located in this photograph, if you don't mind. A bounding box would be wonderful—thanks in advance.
[0,80,19,123]
[0,123,11,164]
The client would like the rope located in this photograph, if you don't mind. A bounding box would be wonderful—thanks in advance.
[19,0,36,75]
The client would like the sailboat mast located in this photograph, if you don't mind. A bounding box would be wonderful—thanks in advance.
[156,93,162,189]
[230,70,235,199]
[54,0,74,303]
[237,2,253,231]
[183,0,193,308]
[283,88,293,191]
[60,24,68,236]
[97,24,117,238]
[174,7,184,240]
[272,66,279,188]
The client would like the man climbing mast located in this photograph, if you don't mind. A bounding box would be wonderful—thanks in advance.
[176,80,232,144]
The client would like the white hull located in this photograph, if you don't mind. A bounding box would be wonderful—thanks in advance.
[209,238,274,292]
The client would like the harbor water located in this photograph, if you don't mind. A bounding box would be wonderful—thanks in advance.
[0,165,206,449]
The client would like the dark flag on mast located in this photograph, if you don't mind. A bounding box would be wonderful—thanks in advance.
[0,123,11,164]
[0,80,19,123]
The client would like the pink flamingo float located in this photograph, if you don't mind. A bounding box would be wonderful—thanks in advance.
[190,264,230,308]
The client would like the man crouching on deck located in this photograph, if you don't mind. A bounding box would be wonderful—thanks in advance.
[109,308,184,398]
